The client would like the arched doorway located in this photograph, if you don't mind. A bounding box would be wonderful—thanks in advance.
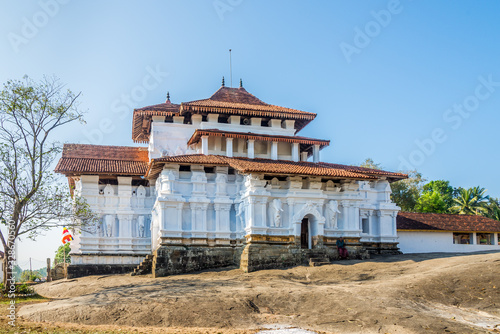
[300,218,310,249]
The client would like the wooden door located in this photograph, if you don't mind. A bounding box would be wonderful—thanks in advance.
[301,218,309,249]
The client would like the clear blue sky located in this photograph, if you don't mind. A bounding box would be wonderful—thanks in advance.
[1,0,500,268]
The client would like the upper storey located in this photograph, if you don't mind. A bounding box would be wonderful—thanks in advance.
[132,83,317,144]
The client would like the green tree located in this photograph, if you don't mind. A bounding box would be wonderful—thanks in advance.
[55,243,71,264]
[414,191,448,213]
[0,76,97,287]
[390,170,426,212]
[486,198,500,221]
[360,158,382,170]
[450,187,489,215]
[20,270,42,282]
[422,180,454,209]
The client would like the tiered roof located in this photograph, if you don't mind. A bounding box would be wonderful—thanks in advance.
[132,85,317,143]
[58,82,408,183]
[397,212,500,232]
[181,86,316,123]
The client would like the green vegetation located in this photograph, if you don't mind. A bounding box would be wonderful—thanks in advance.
[55,243,71,264]
[20,269,45,283]
[362,158,500,220]
[0,76,98,287]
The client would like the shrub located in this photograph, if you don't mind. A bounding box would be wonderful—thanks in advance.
[16,283,34,295]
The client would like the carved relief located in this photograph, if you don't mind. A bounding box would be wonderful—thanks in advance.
[327,200,341,229]
[105,214,114,237]
[292,201,325,223]
[138,216,145,237]
[271,199,283,227]
[136,185,146,197]
[104,184,114,196]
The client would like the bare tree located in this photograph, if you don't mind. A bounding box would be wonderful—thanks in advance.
[0,76,96,287]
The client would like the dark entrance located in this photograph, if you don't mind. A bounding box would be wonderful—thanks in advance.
[301,218,309,249]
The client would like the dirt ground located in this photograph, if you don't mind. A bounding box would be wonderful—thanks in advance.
[8,251,500,333]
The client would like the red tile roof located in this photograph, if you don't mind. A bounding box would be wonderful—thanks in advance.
[187,129,330,148]
[132,86,316,143]
[397,212,500,233]
[55,144,149,176]
[147,154,403,181]
[56,144,406,183]
[132,100,180,143]
[318,162,408,179]
[181,87,316,125]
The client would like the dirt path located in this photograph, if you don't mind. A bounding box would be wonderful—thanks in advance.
[18,252,500,333]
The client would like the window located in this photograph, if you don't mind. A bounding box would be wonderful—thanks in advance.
[204,167,215,174]
[361,218,369,234]
[476,233,494,245]
[453,233,472,244]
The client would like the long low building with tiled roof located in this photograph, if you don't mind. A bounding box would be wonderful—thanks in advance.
[56,79,408,278]
[397,212,500,253]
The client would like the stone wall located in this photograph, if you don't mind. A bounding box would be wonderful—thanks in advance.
[362,242,401,255]
[67,264,138,278]
[152,245,238,277]
[49,263,66,281]
[150,235,376,277]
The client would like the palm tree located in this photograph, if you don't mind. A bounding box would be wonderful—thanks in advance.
[487,198,500,221]
[450,187,489,215]
[490,207,500,221]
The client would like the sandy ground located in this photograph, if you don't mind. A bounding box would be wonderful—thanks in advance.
[14,251,500,334]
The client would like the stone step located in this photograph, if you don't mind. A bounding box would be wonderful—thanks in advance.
[131,254,154,276]
[309,258,330,267]
[309,257,329,263]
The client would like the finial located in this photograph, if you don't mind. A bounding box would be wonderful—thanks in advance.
[222,76,225,87]
[166,91,171,104]
[239,78,243,88]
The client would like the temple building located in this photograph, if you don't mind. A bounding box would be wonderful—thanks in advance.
[55,80,407,278]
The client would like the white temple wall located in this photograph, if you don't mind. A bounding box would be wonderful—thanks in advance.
[72,168,401,258]
[70,175,154,265]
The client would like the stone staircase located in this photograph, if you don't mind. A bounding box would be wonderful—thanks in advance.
[308,257,330,267]
[131,254,154,276]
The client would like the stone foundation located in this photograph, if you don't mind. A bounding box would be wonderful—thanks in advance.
[66,236,395,278]
[362,242,401,255]
[152,245,238,277]
[67,264,138,278]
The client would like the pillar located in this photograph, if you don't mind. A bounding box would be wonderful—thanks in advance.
[292,143,299,162]
[271,141,278,160]
[248,139,255,159]
[226,138,233,157]
[301,151,308,161]
[313,144,320,163]
[201,136,209,154]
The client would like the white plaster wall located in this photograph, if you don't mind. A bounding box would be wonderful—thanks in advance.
[398,231,500,253]
[149,117,298,160]
[71,175,154,260]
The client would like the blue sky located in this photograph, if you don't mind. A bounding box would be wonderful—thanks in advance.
[1,0,500,268]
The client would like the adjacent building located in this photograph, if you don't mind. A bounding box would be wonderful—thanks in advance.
[55,81,407,277]
[397,212,500,253]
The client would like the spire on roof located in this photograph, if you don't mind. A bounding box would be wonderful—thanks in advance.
[166,91,171,104]
[222,76,225,87]
[239,78,243,88]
